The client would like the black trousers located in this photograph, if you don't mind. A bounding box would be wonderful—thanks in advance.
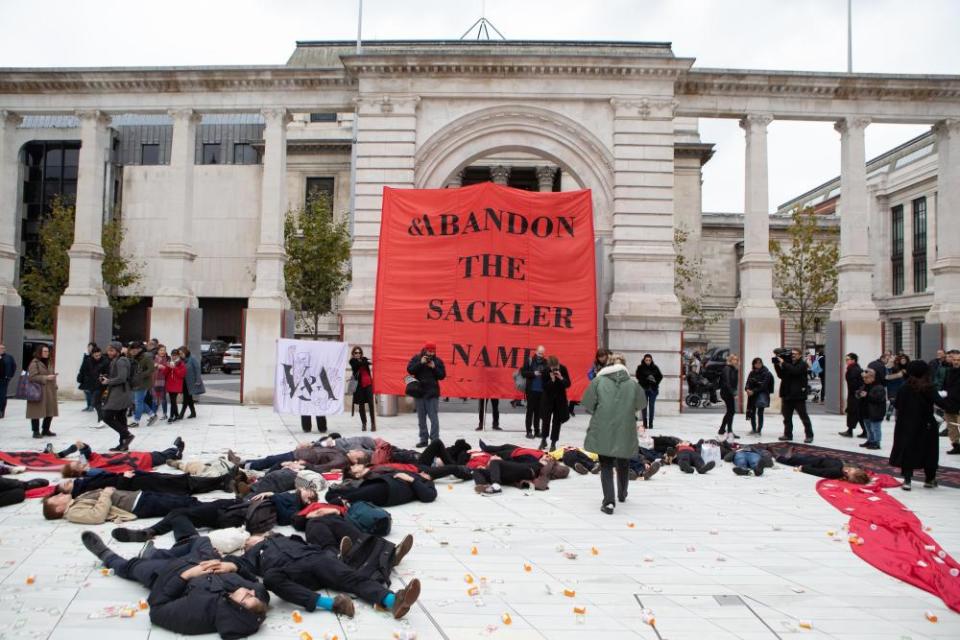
[676,450,707,472]
[149,446,181,467]
[781,399,814,438]
[472,459,537,486]
[845,402,865,431]
[598,455,628,506]
[263,553,390,611]
[477,399,499,427]
[561,449,596,470]
[301,415,328,433]
[304,514,365,551]
[525,391,542,435]
[327,482,390,506]
[0,477,26,507]
[719,392,736,433]
[93,386,105,422]
[104,408,131,443]
[106,534,218,587]
[144,498,243,536]
[132,493,200,519]
[540,402,564,445]
[167,392,179,419]
[0,378,8,415]
[902,464,937,484]
[121,473,225,495]
[178,389,196,419]
[746,398,765,432]
[30,417,53,435]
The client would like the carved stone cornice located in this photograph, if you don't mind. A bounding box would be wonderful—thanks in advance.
[167,108,201,124]
[75,109,111,128]
[354,94,420,115]
[610,97,678,120]
[261,108,293,126]
[739,113,774,130]
[489,165,510,185]
[0,110,22,128]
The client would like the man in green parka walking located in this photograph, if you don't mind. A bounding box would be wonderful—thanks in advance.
[581,353,646,514]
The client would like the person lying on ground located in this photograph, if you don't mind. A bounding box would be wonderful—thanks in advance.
[548,445,600,474]
[239,466,328,498]
[292,505,414,587]
[626,453,662,481]
[773,447,870,483]
[725,445,774,476]
[226,532,422,619]
[472,454,570,495]
[56,438,186,477]
[167,456,236,478]
[80,519,268,639]
[326,467,438,507]
[477,440,545,463]
[0,475,49,508]
[227,445,364,474]
[370,438,472,469]
[42,486,202,524]
[314,434,377,455]
[663,442,716,474]
[56,466,236,497]
[109,487,319,542]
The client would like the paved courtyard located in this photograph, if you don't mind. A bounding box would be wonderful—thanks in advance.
[0,399,957,640]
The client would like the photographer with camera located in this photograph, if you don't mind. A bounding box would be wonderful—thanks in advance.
[539,355,572,451]
[772,348,814,443]
[407,342,447,448]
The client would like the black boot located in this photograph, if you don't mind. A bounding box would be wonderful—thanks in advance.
[111,527,153,543]
[838,430,853,437]
[81,531,120,564]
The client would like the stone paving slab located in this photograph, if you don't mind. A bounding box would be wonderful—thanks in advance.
[0,398,957,639]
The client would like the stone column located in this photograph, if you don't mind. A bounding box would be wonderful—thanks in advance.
[536,165,556,192]
[0,111,24,396]
[827,116,881,411]
[243,108,292,404]
[489,165,510,185]
[150,109,201,354]
[926,119,960,346]
[56,110,113,399]
[342,95,419,372]
[733,114,780,387]
[607,97,683,414]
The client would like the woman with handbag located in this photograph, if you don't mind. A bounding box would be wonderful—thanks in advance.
[349,347,373,431]
[177,346,204,420]
[744,357,774,435]
[26,344,58,438]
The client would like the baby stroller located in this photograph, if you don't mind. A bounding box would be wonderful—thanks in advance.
[685,371,718,408]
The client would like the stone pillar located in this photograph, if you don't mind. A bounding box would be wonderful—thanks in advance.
[56,110,113,399]
[0,111,24,395]
[607,97,683,414]
[536,165,556,192]
[342,95,419,363]
[243,108,292,404]
[926,119,960,347]
[489,165,510,185]
[733,114,780,379]
[446,169,464,189]
[150,109,201,354]
[826,116,882,412]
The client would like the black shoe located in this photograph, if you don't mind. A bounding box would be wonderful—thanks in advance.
[573,463,589,475]
[23,478,49,490]
[947,445,960,455]
[81,531,112,560]
[697,461,715,474]
[391,578,421,619]
[939,428,949,437]
[492,425,502,431]
[31,432,42,439]
[415,441,428,448]
[475,425,483,431]
[600,503,614,515]
[679,462,694,473]
[112,435,135,452]
[525,433,535,439]
[866,443,881,450]
[41,430,56,437]
[923,480,939,489]
[538,439,548,450]
[111,527,151,543]
[859,442,870,448]
[778,435,792,442]
[839,430,853,438]
[618,492,628,503]
[533,431,541,439]
[803,437,814,444]
[174,437,185,458]
[856,432,868,439]
[338,536,352,559]
[392,534,414,567]
[43,443,54,454]
[754,464,764,476]
[733,467,750,476]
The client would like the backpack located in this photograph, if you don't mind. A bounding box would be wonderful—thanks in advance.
[346,500,392,536]
[221,499,278,534]
[403,375,422,398]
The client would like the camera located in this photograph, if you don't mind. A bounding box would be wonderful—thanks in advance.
[772,347,792,363]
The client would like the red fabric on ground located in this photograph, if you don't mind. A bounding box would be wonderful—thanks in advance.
[296,502,347,517]
[0,452,67,471]
[25,485,56,499]
[372,463,419,474]
[466,452,492,470]
[816,474,960,613]
[510,447,545,460]
[85,451,154,473]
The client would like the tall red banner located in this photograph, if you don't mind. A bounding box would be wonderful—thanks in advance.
[373,182,597,400]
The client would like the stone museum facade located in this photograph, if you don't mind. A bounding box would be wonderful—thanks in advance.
[0,40,958,410]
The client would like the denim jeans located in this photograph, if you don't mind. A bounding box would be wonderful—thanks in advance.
[83,389,96,409]
[643,389,658,427]
[866,419,882,445]
[416,396,440,442]
[133,389,156,421]
[733,450,761,472]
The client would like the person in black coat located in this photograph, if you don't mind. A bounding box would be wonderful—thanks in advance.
[407,343,446,447]
[635,354,663,429]
[349,347,374,431]
[57,468,234,498]
[520,346,549,440]
[941,350,960,455]
[717,355,739,437]
[773,348,814,443]
[326,467,438,507]
[78,346,109,421]
[838,352,866,438]
[856,368,887,449]
[0,343,17,419]
[539,355,571,451]
[228,533,422,619]
[867,352,890,386]
[0,475,49,508]
[80,522,268,639]
[744,358,775,435]
[889,360,949,490]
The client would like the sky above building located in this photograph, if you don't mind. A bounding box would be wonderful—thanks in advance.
[0,0,957,212]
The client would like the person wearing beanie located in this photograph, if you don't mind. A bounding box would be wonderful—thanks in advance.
[407,342,446,448]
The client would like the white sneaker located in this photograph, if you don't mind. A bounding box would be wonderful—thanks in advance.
[92,421,108,429]
[9,465,26,474]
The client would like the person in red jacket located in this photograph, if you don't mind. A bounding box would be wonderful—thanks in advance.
[164,349,188,424]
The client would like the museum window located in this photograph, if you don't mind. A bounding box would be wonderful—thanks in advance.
[914,320,924,360]
[201,143,222,165]
[891,205,904,295]
[140,143,160,165]
[912,197,927,293]
[232,143,260,165]
[305,177,335,209]
[309,112,337,123]
[892,321,903,354]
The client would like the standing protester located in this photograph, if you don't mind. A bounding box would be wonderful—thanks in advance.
[774,348,814,443]
[889,360,947,490]
[940,349,960,455]
[407,342,446,448]
[101,342,135,451]
[152,345,170,421]
[165,349,186,424]
[349,347,374,431]
[143,338,160,415]
[76,342,99,412]
[717,354,739,438]
[128,341,158,428]
[839,353,866,438]
[539,355,571,451]
[635,354,663,429]
[817,352,826,402]
[81,347,109,425]
[588,348,610,382]
[521,346,548,440]
[744,357,774,435]
[178,347,203,420]
[582,353,646,515]
[0,343,16,418]
[884,353,909,420]
[476,399,500,432]
[26,344,58,438]
[867,351,891,386]
[856,368,886,450]
[301,414,328,434]
[930,349,949,437]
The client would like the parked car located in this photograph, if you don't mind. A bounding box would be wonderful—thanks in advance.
[221,343,243,374]
[201,340,229,374]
